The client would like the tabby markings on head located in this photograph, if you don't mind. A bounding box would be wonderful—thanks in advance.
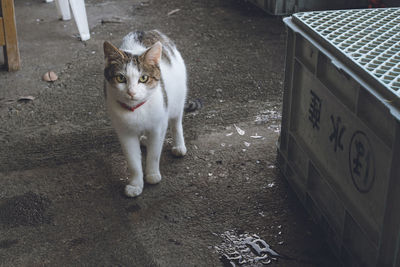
[128,30,176,65]
[103,41,168,109]
[104,44,161,90]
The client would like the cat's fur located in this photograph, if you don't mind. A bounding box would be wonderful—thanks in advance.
[103,30,187,197]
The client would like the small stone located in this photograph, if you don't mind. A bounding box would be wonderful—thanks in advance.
[42,71,58,82]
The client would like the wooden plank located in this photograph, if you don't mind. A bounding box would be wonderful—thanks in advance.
[1,0,20,71]
[0,18,5,46]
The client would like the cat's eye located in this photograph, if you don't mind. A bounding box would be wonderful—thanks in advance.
[139,75,149,83]
[115,74,126,83]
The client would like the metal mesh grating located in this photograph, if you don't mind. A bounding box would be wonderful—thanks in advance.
[293,8,400,97]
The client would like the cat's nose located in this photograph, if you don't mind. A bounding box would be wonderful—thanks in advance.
[127,90,136,99]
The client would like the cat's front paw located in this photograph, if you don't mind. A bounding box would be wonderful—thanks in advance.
[171,145,187,157]
[125,184,143,197]
[145,173,162,184]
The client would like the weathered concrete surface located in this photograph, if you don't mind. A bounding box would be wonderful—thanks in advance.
[0,0,338,266]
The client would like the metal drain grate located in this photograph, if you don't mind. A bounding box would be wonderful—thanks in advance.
[293,8,400,98]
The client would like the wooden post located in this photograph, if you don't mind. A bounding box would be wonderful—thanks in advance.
[1,0,20,71]
[0,19,5,46]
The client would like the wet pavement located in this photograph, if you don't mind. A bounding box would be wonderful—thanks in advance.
[0,0,339,266]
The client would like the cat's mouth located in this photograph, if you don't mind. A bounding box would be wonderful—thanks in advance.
[118,101,146,112]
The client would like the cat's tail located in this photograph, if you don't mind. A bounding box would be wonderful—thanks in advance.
[184,99,203,112]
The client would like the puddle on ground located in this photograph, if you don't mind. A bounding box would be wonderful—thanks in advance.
[0,192,52,227]
[215,230,280,266]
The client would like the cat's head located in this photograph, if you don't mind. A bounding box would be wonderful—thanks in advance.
[103,41,162,106]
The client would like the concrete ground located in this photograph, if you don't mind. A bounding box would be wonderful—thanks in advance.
[0,0,339,266]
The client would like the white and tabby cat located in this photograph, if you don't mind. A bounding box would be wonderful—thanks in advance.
[104,30,187,197]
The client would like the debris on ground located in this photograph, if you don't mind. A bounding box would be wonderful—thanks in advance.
[215,230,280,266]
[42,71,58,82]
[17,96,35,103]
[168,8,181,16]
[234,124,245,136]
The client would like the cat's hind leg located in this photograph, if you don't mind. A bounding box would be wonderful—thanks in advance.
[118,134,144,197]
[170,114,187,157]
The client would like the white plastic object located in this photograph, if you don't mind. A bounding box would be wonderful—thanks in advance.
[53,0,90,41]
[55,0,71,20]
[69,0,90,41]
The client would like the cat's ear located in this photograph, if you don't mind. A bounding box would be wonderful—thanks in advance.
[104,41,125,61]
[144,41,162,65]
